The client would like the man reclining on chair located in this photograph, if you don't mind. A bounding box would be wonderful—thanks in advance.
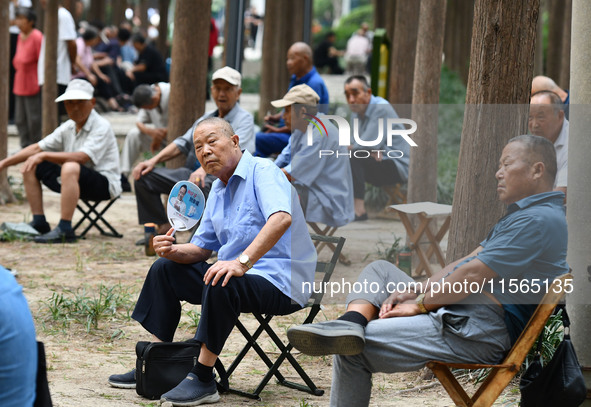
[288,134,568,407]
[108,117,317,406]
[0,79,121,243]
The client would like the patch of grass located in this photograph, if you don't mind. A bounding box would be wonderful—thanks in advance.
[185,308,201,329]
[364,233,402,264]
[39,283,135,333]
[0,228,31,242]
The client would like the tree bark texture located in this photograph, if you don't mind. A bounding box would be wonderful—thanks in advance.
[258,0,305,121]
[88,0,106,24]
[446,0,539,262]
[546,0,564,81]
[166,0,211,169]
[408,0,447,204]
[533,0,545,76]
[111,0,127,26]
[42,0,58,138]
[443,0,474,85]
[136,0,150,30]
[567,0,591,384]
[0,0,16,204]
[156,0,170,58]
[558,0,572,89]
[389,0,420,118]
[373,0,396,32]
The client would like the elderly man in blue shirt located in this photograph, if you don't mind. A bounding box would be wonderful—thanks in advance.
[288,134,568,407]
[344,75,410,221]
[255,42,330,158]
[273,84,354,229]
[109,117,317,406]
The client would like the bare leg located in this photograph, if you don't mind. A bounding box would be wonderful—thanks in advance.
[198,343,217,367]
[354,198,366,217]
[59,162,81,221]
[347,300,379,321]
[22,166,44,215]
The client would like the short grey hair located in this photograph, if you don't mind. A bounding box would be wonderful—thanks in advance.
[194,117,235,139]
[132,85,155,108]
[530,90,565,115]
[508,134,557,183]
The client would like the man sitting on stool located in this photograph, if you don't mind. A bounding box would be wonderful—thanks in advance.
[0,79,121,243]
[109,118,316,406]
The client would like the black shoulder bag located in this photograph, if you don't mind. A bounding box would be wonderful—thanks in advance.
[520,306,587,407]
[135,340,201,400]
[134,340,229,400]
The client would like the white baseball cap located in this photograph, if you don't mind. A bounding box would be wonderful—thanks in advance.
[55,79,95,102]
[212,66,242,87]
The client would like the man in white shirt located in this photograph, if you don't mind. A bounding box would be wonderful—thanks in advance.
[529,90,568,199]
[0,80,121,243]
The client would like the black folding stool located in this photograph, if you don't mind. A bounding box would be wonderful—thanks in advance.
[73,197,123,238]
[214,234,346,400]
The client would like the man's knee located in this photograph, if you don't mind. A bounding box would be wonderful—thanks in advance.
[125,127,142,142]
[61,161,81,178]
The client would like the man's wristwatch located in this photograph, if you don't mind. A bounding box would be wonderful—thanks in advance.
[238,253,253,270]
[415,293,428,314]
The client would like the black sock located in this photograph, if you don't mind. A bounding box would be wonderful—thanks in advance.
[337,311,369,327]
[32,214,48,226]
[58,219,73,232]
[190,362,214,383]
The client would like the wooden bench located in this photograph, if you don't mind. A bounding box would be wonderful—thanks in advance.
[426,273,572,407]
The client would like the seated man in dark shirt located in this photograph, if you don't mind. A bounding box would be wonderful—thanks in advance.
[125,33,168,88]
[288,134,568,407]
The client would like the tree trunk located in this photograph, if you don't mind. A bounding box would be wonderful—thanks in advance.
[111,0,127,26]
[533,0,545,76]
[167,0,211,169]
[1,0,16,204]
[567,0,591,391]
[388,0,420,118]
[42,0,59,138]
[88,0,106,24]
[546,0,564,81]
[258,0,305,121]
[136,0,150,30]
[373,0,396,31]
[408,0,447,204]
[443,0,474,85]
[155,0,170,58]
[446,0,539,262]
[558,0,572,89]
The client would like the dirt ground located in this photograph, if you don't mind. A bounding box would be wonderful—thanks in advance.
[0,163,522,407]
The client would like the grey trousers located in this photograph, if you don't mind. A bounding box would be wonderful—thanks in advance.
[330,260,511,407]
[120,127,167,175]
[14,94,42,148]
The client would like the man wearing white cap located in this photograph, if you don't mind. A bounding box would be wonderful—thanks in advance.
[272,84,354,229]
[0,79,122,243]
[131,66,254,239]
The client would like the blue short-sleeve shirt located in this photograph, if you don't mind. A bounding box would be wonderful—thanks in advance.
[455,191,568,343]
[191,151,317,306]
